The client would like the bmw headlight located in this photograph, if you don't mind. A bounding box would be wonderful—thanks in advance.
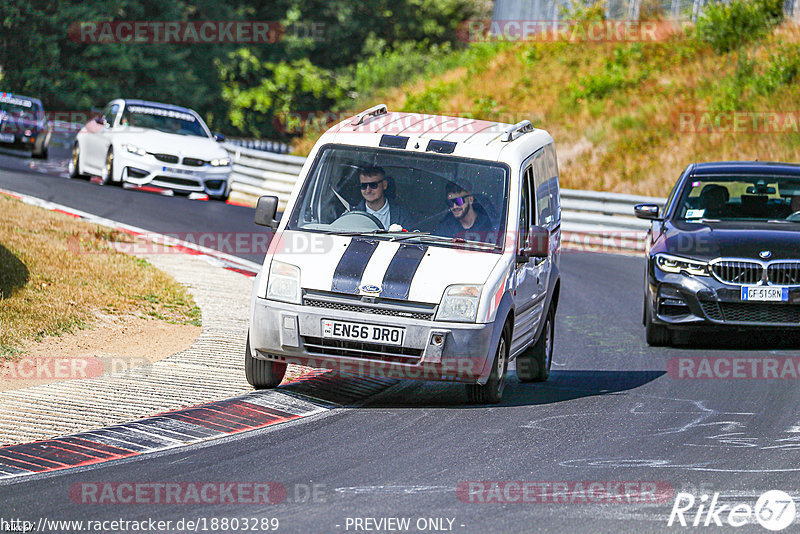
[655,253,709,276]
[436,284,482,322]
[266,260,301,304]
[124,144,147,156]
[210,157,231,167]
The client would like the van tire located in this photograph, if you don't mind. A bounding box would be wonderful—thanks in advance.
[245,335,287,389]
[517,305,554,383]
[466,324,509,404]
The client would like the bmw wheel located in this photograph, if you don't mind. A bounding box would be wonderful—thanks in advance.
[68,143,83,179]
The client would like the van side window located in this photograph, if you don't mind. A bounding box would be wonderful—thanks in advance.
[544,143,560,223]
[519,166,534,251]
[532,149,552,225]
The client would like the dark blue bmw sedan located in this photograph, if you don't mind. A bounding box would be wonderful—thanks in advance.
[635,161,800,346]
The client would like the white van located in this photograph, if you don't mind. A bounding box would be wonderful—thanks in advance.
[247,105,561,403]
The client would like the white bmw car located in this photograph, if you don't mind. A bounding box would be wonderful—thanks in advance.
[68,99,232,200]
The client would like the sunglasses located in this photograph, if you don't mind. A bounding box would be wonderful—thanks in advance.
[360,180,384,190]
[447,195,471,207]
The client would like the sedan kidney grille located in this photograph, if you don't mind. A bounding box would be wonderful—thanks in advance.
[711,261,763,285]
[153,153,179,163]
[182,157,205,167]
[768,263,800,285]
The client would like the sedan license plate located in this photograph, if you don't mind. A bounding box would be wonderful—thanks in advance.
[0,133,14,143]
[741,286,788,302]
[322,319,404,346]
[162,166,197,176]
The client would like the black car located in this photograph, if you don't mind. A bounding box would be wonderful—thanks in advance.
[0,92,52,158]
[635,161,800,346]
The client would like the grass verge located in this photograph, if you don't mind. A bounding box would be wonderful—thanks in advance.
[0,195,201,358]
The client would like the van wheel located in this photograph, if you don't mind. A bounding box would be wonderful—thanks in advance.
[517,305,554,383]
[245,335,287,389]
[466,324,509,404]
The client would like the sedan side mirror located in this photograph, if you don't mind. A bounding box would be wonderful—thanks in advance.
[634,203,661,220]
[254,195,280,229]
[517,225,549,263]
[213,132,225,142]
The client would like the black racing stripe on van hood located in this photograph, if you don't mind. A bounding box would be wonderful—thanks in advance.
[331,239,379,294]
[380,244,428,300]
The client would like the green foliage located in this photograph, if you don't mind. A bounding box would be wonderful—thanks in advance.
[703,45,800,111]
[696,0,783,53]
[569,44,649,101]
[402,80,458,113]
[218,50,344,139]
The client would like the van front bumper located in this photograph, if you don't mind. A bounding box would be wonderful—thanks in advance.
[250,297,497,384]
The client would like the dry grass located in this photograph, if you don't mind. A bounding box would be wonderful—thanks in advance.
[292,23,800,197]
[0,195,200,358]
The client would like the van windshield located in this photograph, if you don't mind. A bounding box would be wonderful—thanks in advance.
[287,145,510,249]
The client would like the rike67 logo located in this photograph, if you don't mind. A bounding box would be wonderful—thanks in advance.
[668,490,796,531]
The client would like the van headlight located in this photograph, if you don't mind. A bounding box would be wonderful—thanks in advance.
[436,284,482,322]
[655,253,709,276]
[266,260,301,304]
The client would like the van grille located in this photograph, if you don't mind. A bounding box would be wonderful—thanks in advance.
[303,298,433,320]
[301,336,423,364]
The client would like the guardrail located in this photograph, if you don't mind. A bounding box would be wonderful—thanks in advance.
[560,189,664,253]
[222,143,305,209]
[220,145,667,253]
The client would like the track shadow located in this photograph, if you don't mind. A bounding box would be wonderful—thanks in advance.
[360,370,666,409]
[0,244,28,299]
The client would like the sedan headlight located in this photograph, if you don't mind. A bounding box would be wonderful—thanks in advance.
[266,260,301,304]
[436,284,482,322]
[210,157,231,167]
[655,253,709,276]
[124,144,147,156]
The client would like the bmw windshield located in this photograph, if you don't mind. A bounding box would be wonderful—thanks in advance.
[120,105,208,137]
[287,145,510,250]
[675,174,800,222]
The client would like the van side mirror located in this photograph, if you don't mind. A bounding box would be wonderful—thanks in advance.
[213,132,225,142]
[634,203,661,220]
[517,225,549,263]
[254,195,279,229]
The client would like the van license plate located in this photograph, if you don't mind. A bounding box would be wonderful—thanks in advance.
[322,319,404,346]
[0,133,14,143]
[741,286,788,302]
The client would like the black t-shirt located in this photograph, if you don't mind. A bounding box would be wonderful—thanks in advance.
[435,206,496,242]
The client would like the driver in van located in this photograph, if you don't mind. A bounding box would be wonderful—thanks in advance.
[354,166,411,230]
[436,179,495,239]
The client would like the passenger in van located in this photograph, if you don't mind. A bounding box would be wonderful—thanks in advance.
[354,166,411,230]
[436,180,495,239]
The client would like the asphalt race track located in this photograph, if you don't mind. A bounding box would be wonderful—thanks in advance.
[1,147,800,532]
